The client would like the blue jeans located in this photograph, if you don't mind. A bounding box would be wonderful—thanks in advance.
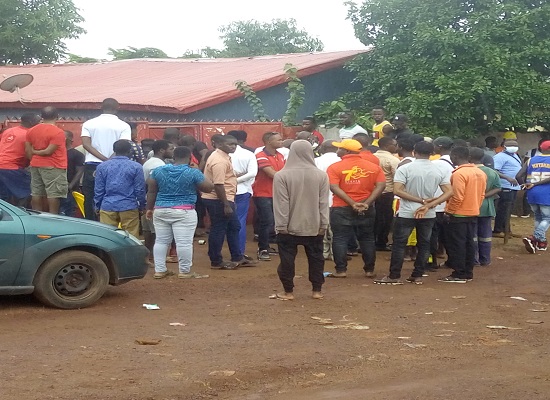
[59,191,77,217]
[235,192,252,255]
[330,206,376,273]
[531,204,550,242]
[253,197,274,251]
[389,217,435,279]
[153,208,197,273]
[203,199,242,265]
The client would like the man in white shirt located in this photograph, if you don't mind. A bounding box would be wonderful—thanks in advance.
[315,140,341,260]
[338,111,368,139]
[430,136,455,269]
[228,131,258,257]
[81,98,131,220]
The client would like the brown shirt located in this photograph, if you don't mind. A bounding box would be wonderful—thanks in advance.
[374,150,400,193]
[202,149,237,202]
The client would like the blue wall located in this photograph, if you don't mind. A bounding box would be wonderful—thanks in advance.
[0,67,360,123]
[186,67,360,122]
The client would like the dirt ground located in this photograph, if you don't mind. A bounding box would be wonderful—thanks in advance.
[2,218,550,400]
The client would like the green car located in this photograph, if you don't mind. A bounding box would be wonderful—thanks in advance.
[0,199,149,309]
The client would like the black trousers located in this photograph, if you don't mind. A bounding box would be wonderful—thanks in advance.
[82,164,99,221]
[493,189,518,233]
[375,192,395,248]
[277,234,325,293]
[445,216,477,279]
[389,217,435,279]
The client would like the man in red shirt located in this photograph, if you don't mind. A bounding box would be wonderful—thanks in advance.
[253,132,286,261]
[302,116,324,144]
[0,112,40,206]
[327,139,386,278]
[25,107,68,214]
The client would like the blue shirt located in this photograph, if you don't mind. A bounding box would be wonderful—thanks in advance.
[94,156,146,212]
[527,154,550,205]
[493,151,522,190]
[151,163,205,207]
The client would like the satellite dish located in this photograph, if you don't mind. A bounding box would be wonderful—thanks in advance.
[0,74,34,103]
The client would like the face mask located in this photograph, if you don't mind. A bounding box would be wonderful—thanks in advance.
[311,142,319,150]
[505,146,519,153]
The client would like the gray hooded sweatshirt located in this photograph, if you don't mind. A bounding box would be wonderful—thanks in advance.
[273,140,330,236]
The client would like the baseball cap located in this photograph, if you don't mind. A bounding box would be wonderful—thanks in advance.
[393,114,408,123]
[503,131,517,140]
[433,136,454,148]
[540,140,550,152]
[333,139,362,152]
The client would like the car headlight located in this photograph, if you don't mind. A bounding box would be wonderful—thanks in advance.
[115,229,143,245]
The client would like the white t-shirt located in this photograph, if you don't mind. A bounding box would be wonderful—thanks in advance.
[432,155,455,212]
[315,152,341,206]
[230,145,258,195]
[339,124,368,139]
[143,157,165,181]
[81,114,131,163]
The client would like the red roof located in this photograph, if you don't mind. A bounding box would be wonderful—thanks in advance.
[0,50,365,114]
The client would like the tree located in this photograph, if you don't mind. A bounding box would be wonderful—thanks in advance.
[218,19,324,58]
[66,54,100,63]
[108,47,169,60]
[346,0,550,136]
[0,0,84,65]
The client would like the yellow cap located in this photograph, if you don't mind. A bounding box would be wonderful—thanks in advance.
[503,131,517,140]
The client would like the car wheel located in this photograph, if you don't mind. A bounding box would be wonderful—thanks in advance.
[33,250,110,309]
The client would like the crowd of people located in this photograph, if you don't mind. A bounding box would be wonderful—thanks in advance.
[0,98,549,299]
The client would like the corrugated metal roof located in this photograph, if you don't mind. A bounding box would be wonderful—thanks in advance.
[0,50,365,114]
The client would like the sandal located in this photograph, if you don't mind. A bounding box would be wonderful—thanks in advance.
[235,259,258,267]
[211,261,239,270]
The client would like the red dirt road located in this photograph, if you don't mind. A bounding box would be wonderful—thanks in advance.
[1,219,550,400]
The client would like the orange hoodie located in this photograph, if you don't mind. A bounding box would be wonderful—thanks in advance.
[445,164,487,216]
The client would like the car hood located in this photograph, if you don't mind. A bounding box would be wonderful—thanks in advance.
[21,210,120,235]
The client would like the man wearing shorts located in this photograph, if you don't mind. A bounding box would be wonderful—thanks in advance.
[25,107,68,214]
[0,112,40,206]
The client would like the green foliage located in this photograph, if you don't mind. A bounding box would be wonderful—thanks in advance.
[108,47,169,60]
[218,19,324,58]
[314,99,374,129]
[66,54,100,63]
[179,47,222,59]
[282,64,305,126]
[235,80,269,122]
[346,0,550,137]
[0,0,84,65]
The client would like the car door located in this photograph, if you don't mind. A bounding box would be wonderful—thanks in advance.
[0,203,25,285]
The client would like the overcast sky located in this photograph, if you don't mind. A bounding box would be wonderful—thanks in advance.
[66,0,365,59]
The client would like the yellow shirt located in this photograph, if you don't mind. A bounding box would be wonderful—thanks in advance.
[372,120,391,146]
[429,154,441,160]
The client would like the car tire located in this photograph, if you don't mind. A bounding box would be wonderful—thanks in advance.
[33,250,110,309]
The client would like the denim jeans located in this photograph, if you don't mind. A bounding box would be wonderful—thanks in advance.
[446,216,477,279]
[153,208,197,273]
[330,206,376,273]
[253,197,274,251]
[59,191,76,217]
[531,204,550,242]
[277,234,325,292]
[82,164,98,221]
[203,199,242,265]
[494,189,518,233]
[474,216,493,265]
[389,217,435,279]
[235,192,252,255]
